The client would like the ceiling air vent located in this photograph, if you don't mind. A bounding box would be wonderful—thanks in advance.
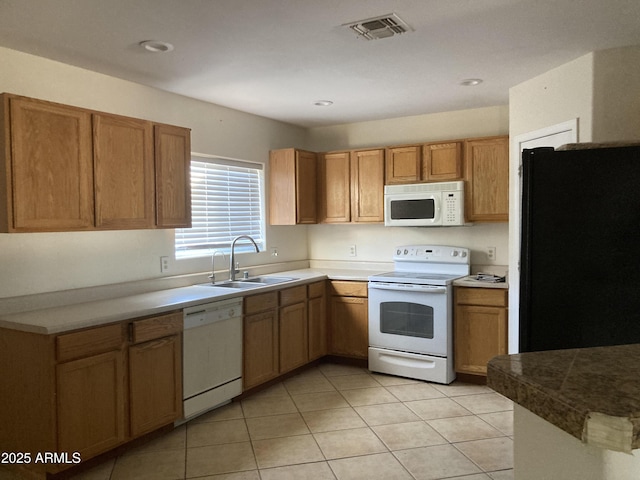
[344,13,413,41]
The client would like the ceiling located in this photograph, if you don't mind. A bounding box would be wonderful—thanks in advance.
[1,0,639,127]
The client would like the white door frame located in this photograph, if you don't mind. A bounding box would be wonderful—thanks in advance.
[508,119,578,353]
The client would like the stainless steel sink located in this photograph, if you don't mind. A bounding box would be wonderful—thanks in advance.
[197,276,298,290]
[214,281,266,289]
[240,276,297,285]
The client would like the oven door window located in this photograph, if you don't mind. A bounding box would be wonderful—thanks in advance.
[390,199,435,220]
[379,301,434,338]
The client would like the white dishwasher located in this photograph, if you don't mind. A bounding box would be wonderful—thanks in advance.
[182,297,243,421]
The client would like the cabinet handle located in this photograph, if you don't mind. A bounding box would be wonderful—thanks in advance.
[134,336,174,351]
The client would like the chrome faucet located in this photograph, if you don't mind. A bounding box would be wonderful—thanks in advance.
[208,250,226,284]
[229,235,260,281]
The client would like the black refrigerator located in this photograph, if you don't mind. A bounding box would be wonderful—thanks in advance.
[519,145,640,352]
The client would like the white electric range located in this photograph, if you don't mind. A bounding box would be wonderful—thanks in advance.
[368,245,470,384]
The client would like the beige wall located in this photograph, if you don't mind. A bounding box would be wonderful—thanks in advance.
[0,47,309,297]
[308,105,509,152]
[592,46,640,142]
[306,105,511,267]
[509,53,595,141]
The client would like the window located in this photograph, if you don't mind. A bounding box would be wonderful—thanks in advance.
[175,155,265,259]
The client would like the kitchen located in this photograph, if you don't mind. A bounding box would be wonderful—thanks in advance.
[1,1,640,479]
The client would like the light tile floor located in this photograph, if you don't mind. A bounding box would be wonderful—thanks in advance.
[60,363,516,479]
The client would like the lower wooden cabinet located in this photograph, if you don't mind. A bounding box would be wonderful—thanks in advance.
[279,286,308,374]
[56,349,126,459]
[0,311,183,476]
[129,332,182,437]
[308,281,327,360]
[243,291,280,390]
[454,287,508,376]
[243,282,329,390]
[328,281,369,359]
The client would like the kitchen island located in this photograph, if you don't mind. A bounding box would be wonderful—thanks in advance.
[487,344,640,479]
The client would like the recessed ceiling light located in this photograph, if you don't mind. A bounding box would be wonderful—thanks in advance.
[314,100,334,107]
[139,40,174,53]
[460,78,483,86]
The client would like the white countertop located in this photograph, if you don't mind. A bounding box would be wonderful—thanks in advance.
[453,275,509,289]
[0,268,383,335]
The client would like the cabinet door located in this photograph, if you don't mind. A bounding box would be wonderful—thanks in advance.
[464,136,509,222]
[351,149,384,223]
[454,304,507,375]
[318,151,351,223]
[270,149,316,225]
[6,95,94,231]
[423,142,463,181]
[385,146,421,184]
[93,114,155,229]
[329,296,368,358]
[296,150,317,224]
[129,334,182,437]
[244,310,279,389]
[56,350,126,459]
[155,124,192,228]
[279,301,308,373]
[308,283,327,361]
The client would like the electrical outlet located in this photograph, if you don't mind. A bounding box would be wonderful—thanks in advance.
[160,256,170,273]
[487,247,496,261]
[349,244,357,257]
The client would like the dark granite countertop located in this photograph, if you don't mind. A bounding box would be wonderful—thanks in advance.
[487,344,640,452]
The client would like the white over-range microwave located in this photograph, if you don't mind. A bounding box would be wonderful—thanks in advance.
[384,181,465,227]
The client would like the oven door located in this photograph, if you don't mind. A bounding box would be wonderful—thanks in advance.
[368,281,450,356]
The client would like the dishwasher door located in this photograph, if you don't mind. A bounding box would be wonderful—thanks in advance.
[183,298,243,420]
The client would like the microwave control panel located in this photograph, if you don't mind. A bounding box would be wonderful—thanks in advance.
[443,191,463,225]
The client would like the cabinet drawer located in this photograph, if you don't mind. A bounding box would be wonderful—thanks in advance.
[455,287,507,307]
[57,323,125,363]
[131,311,182,344]
[308,281,326,298]
[330,281,368,297]
[245,291,278,315]
[279,285,306,306]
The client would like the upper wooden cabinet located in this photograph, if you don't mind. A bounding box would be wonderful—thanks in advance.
[385,145,421,184]
[464,136,509,222]
[269,148,317,225]
[423,141,463,181]
[318,151,351,223]
[318,149,384,224]
[93,114,155,229]
[0,93,191,232]
[1,95,95,232]
[385,142,462,184]
[351,148,385,223]
[155,124,192,228]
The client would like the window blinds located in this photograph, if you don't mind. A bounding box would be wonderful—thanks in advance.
[175,157,264,258]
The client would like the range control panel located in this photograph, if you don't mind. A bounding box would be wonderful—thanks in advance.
[393,245,469,264]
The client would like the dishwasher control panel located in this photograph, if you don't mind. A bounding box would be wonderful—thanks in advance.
[183,298,242,329]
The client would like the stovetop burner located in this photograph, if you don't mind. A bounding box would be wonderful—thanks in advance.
[369,271,463,286]
[368,245,470,286]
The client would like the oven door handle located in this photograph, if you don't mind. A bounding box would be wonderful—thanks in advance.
[368,282,447,294]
